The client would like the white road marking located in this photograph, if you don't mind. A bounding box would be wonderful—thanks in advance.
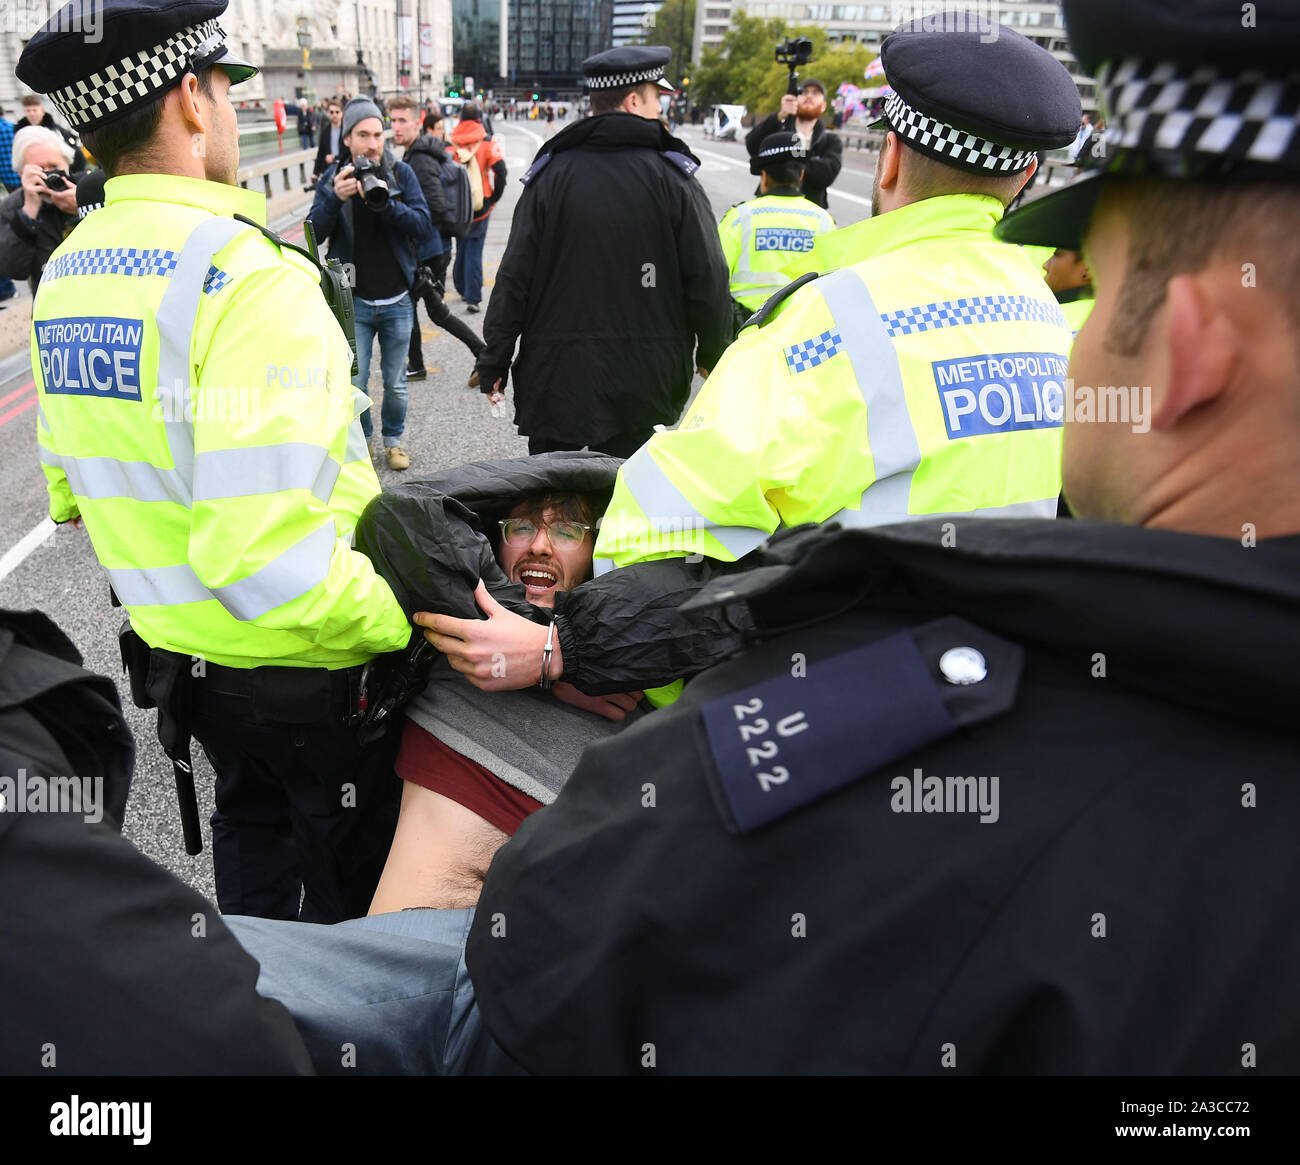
[691,146,746,169]
[829,187,875,209]
[0,517,57,588]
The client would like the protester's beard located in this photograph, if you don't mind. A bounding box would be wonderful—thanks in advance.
[796,94,825,120]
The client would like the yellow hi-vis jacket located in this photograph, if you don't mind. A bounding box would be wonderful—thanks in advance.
[33,173,411,669]
[596,194,1068,570]
[718,190,835,313]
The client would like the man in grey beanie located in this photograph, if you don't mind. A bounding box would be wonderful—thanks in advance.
[308,97,434,471]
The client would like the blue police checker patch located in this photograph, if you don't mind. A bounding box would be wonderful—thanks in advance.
[784,328,842,373]
[754,226,816,253]
[35,317,145,401]
[700,631,956,833]
[933,350,1067,439]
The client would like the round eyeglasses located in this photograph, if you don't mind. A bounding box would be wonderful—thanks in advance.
[498,517,593,547]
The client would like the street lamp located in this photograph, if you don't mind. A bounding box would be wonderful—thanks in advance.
[296,15,312,73]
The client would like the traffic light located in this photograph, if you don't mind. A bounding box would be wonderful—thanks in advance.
[449,89,459,97]
[532,92,539,101]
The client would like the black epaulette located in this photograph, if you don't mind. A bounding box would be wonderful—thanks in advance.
[747,271,820,330]
[520,152,552,186]
[663,150,701,178]
[232,214,317,267]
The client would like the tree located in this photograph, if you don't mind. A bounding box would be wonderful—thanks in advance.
[691,12,878,123]
[636,0,696,79]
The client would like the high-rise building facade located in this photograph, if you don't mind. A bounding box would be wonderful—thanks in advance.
[454,0,614,94]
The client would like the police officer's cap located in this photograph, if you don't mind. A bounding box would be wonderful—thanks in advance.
[876,12,1080,176]
[998,0,1300,250]
[582,45,676,94]
[751,132,807,176]
[17,0,258,134]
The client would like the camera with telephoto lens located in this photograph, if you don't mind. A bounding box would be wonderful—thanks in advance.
[351,155,389,209]
[43,169,71,192]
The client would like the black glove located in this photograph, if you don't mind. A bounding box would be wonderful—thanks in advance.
[355,630,437,747]
[475,363,508,395]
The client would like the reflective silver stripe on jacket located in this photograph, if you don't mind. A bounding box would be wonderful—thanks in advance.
[614,444,771,562]
[192,443,340,503]
[817,266,921,524]
[154,215,251,504]
[106,520,338,618]
[40,448,187,503]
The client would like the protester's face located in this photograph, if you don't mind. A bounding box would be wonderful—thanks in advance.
[499,501,595,607]
[390,107,418,146]
[347,117,385,161]
[797,86,826,119]
[1063,196,1146,521]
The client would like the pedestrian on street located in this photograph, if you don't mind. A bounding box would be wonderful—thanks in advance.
[389,96,485,378]
[0,105,21,306]
[745,78,842,209]
[296,102,315,150]
[448,102,506,313]
[473,45,732,458]
[308,95,434,471]
[20,0,420,923]
[312,98,346,186]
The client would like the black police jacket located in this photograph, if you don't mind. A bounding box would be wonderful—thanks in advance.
[476,113,734,444]
[0,609,312,1074]
[467,519,1300,1074]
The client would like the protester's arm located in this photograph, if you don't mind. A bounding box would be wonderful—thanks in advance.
[804,130,843,193]
[187,257,412,654]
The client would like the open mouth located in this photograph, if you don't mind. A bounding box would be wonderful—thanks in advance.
[518,565,559,596]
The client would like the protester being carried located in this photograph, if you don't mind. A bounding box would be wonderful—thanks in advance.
[355,453,644,913]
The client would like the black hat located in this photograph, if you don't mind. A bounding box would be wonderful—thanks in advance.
[750,131,807,176]
[582,45,676,94]
[17,0,257,133]
[998,0,1300,249]
[875,11,1080,176]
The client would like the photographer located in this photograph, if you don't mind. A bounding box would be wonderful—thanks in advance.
[308,96,433,471]
[0,125,84,294]
[744,75,842,209]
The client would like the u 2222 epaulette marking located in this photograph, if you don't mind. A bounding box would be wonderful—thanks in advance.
[699,630,956,834]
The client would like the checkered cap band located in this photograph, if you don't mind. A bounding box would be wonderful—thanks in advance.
[884,90,1037,175]
[760,143,805,159]
[1090,58,1300,174]
[47,19,222,131]
[585,66,666,89]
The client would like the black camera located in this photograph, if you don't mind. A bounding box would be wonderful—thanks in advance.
[351,155,389,209]
[43,169,71,192]
[775,37,813,69]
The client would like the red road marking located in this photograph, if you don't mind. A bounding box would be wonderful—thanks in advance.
[0,381,35,410]
[0,391,37,430]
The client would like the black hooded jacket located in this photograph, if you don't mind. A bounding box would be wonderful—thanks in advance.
[476,114,733,445]
[469,518,1300,1074]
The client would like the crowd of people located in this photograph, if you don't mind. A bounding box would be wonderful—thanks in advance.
[3,0,1299,1084]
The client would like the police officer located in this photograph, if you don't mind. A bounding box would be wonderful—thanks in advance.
[1041,247,1095,342]
[473,45,732,458]
[718,131,835,331]
[416,15,1082,694]
[457,0,1300,1074]
[19,0,415,923]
